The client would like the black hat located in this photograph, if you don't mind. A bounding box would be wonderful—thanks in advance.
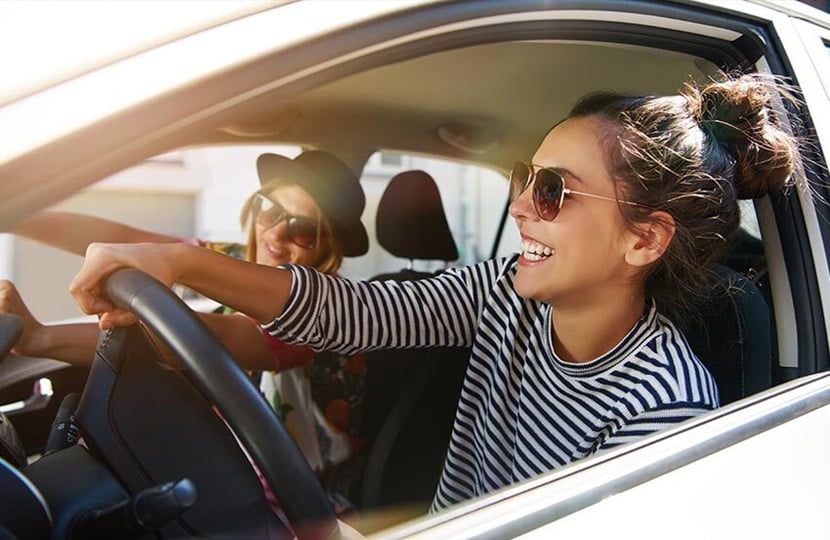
[256,151,368,257]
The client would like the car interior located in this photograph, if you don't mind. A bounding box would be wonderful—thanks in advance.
[3,3,827,538]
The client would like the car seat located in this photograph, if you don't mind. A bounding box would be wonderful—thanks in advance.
[360,170,468,513]
[683,264,773,405]
[371,169,459,280]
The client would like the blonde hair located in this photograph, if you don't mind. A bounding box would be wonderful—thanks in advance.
[239,182,344,275]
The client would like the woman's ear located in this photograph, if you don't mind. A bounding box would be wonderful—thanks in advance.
[625,211,675,267]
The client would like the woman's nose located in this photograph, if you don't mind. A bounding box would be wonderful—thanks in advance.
[508,184,536,221]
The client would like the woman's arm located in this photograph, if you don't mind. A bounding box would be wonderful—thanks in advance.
[0,280,99,365]
[11,211,180,256]
[16,323,101,367]
[597,402,714,452]
[148,312,312,371]
[261,261,501,355]
[70,242,293,328]
[69,242,501,354]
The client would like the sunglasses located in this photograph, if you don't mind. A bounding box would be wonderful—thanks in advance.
[510,161,639,221]
[252,193,320,249]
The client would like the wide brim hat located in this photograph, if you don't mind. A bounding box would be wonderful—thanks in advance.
[256,151,368,257]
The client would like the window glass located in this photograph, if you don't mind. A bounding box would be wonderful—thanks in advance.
[8,141,773,324]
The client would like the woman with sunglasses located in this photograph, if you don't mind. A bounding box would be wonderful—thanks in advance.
[69,73,804,511]
[2,150,370,514]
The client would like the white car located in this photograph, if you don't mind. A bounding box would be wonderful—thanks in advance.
[1,1,829,538]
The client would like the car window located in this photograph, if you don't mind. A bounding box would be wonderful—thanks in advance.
[3,2,830,538]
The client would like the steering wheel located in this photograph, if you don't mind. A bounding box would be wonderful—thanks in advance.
[104,268,338,539]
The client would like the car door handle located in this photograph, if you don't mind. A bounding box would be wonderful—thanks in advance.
[0,377,54,416]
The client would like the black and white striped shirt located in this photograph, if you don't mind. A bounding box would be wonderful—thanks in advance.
[262,256,719,511]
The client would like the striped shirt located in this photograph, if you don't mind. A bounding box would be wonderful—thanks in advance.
[262,256,719,511]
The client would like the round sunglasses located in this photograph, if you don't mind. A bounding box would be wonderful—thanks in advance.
[252,193,320,249]
[509,161,640,221]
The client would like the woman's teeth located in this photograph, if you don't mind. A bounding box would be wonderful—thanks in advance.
[521,239,554,261]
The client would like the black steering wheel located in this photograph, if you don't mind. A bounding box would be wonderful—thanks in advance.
[104,268,338,539]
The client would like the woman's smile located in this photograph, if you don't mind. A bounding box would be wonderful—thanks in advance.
[260,239,291,264]
[519,235,554,264]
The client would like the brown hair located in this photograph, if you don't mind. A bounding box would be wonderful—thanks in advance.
[239,182,345,275]
[568,73,801,322]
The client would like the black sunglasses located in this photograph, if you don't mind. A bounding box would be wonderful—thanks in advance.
[509,161,639,221]
[252,193,320,249]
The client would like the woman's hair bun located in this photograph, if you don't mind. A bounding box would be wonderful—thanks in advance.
[686,74,799,199]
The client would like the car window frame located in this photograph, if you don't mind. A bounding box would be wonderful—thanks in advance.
[791,16,830,350]
[757,12,830,379]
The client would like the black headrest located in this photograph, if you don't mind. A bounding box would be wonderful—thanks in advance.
[684,264,772,405]
[375,170,459,262]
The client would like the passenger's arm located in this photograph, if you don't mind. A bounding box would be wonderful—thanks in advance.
[132,311,301,372]
[0,280,99,366]
[12,211,180,256]
[198,312,284,371]
[14,323,100,367]
[4,312,298,372]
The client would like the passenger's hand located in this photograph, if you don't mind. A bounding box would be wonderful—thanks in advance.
[69,243,178,329]
[0,280,44,356]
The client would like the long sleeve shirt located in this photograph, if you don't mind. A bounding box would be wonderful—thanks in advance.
[262,255,719,511]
